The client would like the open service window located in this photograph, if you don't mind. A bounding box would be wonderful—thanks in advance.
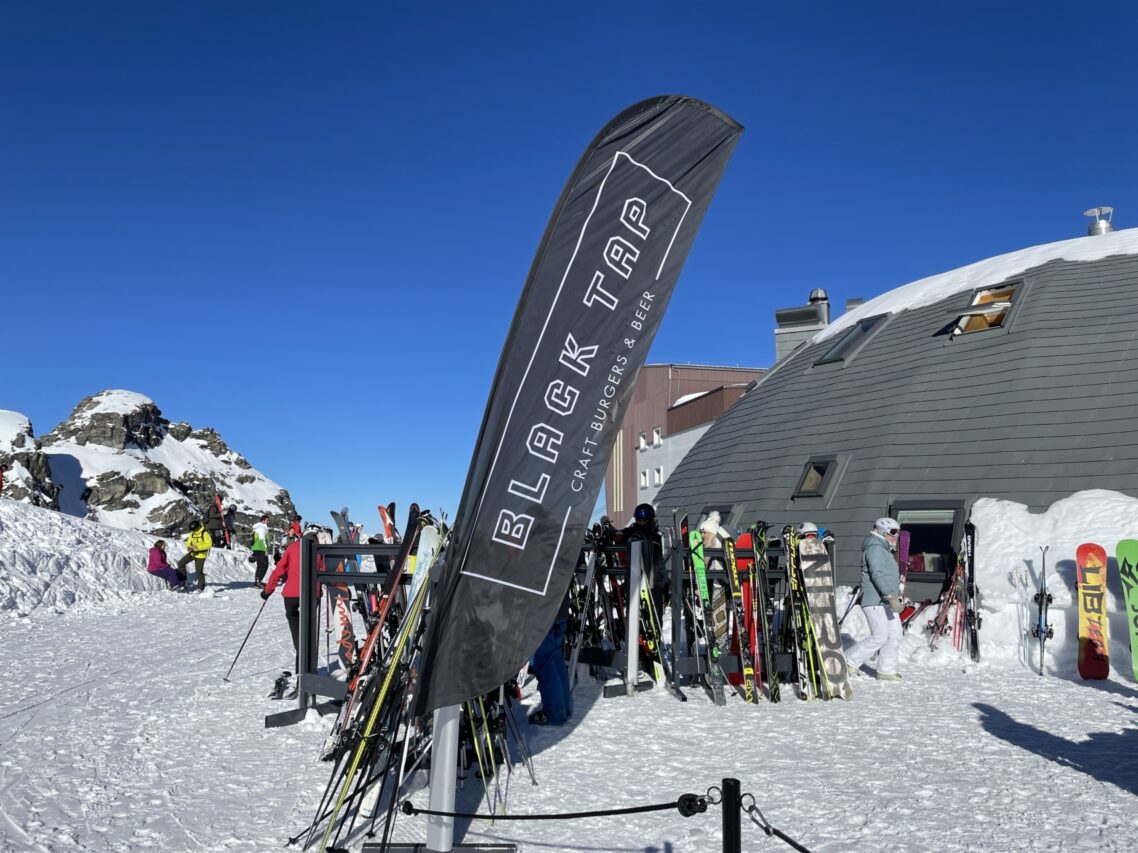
[950,283,1019,337]
[889,500,966,599]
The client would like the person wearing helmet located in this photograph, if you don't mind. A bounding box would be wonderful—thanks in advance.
[623,502,666,611]
[624,503,658,540]
[844,517,904,682]
[177,517,213,592]
[223,505,238,549]
[797,522,819,539]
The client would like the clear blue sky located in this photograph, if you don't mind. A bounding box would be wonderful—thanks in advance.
[4,2,1137,529]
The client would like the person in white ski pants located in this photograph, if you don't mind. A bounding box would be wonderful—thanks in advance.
[845,518,904,680]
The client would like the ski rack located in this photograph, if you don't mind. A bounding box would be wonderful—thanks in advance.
[570,539,658,698]
[264,538,406,729]
[671,533,792,697]
[567,520,792,703]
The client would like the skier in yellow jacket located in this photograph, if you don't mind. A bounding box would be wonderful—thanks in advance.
[177,518,213,592]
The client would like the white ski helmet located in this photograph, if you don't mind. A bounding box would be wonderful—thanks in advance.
[874,517,901,536]
[797,522,819,537]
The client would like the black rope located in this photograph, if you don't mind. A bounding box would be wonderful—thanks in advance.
[401,793,706,822]
[741,794,813,853]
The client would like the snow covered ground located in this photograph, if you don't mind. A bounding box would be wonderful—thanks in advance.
[2,496,1138,852]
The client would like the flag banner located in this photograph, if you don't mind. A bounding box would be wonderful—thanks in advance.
[416,95,742,713]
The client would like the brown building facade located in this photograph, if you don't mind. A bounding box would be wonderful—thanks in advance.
[604,363,764,522]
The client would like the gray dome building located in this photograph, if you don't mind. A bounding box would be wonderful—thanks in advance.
[655,225,1138,586]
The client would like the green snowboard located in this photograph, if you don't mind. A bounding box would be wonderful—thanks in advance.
[1117,539,1138,683]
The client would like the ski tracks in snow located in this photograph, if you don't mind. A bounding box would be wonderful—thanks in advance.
[0,588,308,851]
[3,584,1138,850]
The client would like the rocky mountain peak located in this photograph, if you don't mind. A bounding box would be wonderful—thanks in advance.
[12,390,298,538]
[42,390,168,452]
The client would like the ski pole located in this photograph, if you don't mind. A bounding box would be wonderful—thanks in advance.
[223,598,268,682]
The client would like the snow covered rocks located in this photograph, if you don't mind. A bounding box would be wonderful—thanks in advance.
[21,389,298,535]
[0,410,58,507]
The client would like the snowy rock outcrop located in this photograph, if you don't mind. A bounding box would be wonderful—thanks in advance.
[36,390,296,536]
[0,410,59,508]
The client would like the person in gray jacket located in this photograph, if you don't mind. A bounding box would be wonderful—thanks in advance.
[844,517,904,681]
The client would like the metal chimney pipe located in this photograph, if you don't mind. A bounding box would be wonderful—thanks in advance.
[1084,206,1114,236]
[809,287,831,325]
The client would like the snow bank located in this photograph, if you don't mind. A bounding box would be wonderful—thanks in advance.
[0,498,258,617]
[966,489,1138,677]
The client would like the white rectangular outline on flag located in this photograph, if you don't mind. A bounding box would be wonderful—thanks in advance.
[459,150,692,596]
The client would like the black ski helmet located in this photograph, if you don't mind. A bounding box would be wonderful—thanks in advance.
[634,503,656,522]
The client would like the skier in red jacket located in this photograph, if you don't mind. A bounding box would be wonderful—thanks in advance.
[261,531,322,674]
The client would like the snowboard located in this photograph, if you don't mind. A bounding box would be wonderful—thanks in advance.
[1115,539,1138,682]
[798,536,853,700]
[1075,542,1110,680]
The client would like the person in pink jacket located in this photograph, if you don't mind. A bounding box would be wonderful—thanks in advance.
[147,540,183,589]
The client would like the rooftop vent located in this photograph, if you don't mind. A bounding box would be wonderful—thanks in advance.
[808,287,830,324]
[1084,206,1114,236]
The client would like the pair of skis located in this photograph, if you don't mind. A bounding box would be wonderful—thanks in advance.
[747,523,779,703]
[686,521,727,705]
[321,504,424,763]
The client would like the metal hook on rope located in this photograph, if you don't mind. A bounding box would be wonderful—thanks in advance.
[738,790,815,853]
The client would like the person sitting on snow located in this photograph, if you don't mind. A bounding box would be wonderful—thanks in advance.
[147,540,183,589]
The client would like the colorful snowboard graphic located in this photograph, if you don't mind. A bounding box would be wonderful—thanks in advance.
[1115,539,1138,683]
[1075,542,1109,680]
[798,536,853,700]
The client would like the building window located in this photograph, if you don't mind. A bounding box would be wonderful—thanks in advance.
[889,500,966,577]
[639,470,649,489]
[951,284,1018,337]
[652,427,662,446]
[793,455,836,497]
[653,466,664,486]
[638,432,647,450]
[815,314,888,365]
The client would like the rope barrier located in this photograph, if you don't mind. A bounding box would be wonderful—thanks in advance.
[399,781,813,853]
[740,793,814,853]
[400,793,707,822]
